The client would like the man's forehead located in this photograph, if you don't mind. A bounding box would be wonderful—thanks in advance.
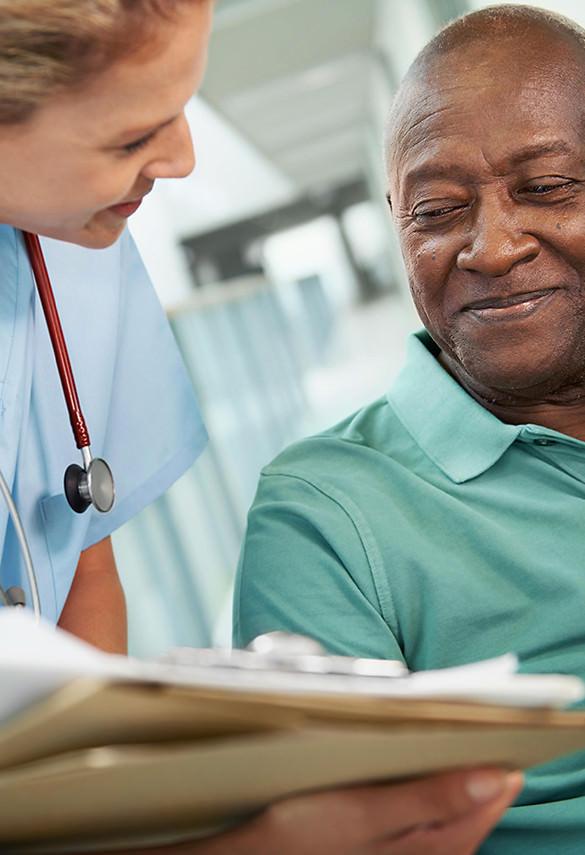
[405,28,568,96]
[387,30,585,162]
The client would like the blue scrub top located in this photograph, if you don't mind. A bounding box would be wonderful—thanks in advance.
[0,225,207,622]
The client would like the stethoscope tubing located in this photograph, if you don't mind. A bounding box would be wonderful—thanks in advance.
[22,231,115,519]
[0,468,40,619]
[22,231,90,450]
[0,232,117,620]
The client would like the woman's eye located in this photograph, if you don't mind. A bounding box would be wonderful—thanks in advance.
[122,132,155,155]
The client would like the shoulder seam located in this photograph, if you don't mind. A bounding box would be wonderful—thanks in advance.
[258,470,399,629]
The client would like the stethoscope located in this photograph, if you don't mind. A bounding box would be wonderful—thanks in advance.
[0,232,116,617]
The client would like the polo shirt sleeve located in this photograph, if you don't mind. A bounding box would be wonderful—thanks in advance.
[233,462,405,662]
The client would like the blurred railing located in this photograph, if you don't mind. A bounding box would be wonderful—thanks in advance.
[113,274,335,656]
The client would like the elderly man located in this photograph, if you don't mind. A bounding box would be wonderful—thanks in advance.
[234,4,585,852]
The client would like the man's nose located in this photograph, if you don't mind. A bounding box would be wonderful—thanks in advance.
[456,199,540,276]
[142,113,195,181]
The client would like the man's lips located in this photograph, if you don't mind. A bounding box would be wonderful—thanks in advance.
[462,288,556,319]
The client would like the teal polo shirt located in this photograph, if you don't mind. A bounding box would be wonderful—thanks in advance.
[234,329,585,854]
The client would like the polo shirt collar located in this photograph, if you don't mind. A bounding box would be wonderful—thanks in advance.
[387,330,522,483]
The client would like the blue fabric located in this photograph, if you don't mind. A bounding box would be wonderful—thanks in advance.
[0,225,207,622]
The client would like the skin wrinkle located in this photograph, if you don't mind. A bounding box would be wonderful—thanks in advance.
[395,97,582,198]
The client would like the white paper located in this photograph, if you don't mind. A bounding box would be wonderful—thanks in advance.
[0,611,132,723]
[0,608,583,728]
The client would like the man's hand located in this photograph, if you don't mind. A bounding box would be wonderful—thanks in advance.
[100,767,523,855]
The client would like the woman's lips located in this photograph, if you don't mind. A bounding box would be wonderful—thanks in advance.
[463,288,556,320]
[107,198,143,218]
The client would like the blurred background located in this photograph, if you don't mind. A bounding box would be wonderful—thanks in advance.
[116,0,585,655]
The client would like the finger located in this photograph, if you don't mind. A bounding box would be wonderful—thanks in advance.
[162,768,524,855]
[249,767,523,855]
[305,767,522,834]
[368,767,523,828]
[377,770,524,855]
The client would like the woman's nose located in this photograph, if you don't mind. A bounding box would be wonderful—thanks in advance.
[456,200,540,276]
[141,113,195,181]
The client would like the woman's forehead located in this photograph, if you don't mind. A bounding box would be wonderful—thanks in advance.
[12,1,210,147]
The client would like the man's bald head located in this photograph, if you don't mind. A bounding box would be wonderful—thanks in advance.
[413,4,585,68]
[383,2,585,407]
[384,4,585,175]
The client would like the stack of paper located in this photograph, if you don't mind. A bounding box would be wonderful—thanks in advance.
[1,610,585,853]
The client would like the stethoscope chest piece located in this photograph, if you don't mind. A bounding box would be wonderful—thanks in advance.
[22,230,116,518]
[0,232,117,617]
[65,457,115,514]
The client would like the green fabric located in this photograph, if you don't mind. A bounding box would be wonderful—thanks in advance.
[234,330,585,854]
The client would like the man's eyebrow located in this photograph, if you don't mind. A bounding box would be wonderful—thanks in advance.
[401,163,473,190]
[506,140,574,167]
[401,141,576,191]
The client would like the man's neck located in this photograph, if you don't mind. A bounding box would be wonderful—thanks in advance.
[477,398,585,442]
[437,350,585,441]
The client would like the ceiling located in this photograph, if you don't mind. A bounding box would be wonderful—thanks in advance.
[130,0,585,303]
[199,0,469,205]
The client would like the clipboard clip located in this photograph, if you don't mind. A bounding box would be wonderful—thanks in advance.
[247,631,408,677]
[157,632,408,679]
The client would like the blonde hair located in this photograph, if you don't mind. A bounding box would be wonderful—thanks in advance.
[0,0,202,123]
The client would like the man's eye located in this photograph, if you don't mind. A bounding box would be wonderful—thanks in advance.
[412,203,466,222]
[522,179,574,196]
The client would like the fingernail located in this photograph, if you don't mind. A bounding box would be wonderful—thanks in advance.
[506,770,525,794]
[465,770,507,803]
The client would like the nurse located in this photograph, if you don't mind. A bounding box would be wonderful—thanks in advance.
[0,2,521,853]
[0,0,210,653]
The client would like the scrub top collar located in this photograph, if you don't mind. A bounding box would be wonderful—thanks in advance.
[0,227,34,493]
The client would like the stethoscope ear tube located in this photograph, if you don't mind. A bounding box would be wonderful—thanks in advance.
[22,231,115,515]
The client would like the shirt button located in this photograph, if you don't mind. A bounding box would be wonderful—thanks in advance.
[534,438,555,446]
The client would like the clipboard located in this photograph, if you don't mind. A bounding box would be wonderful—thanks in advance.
[2,675,585,853]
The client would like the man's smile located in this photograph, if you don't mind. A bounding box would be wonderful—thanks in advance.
[462,288,557,321]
